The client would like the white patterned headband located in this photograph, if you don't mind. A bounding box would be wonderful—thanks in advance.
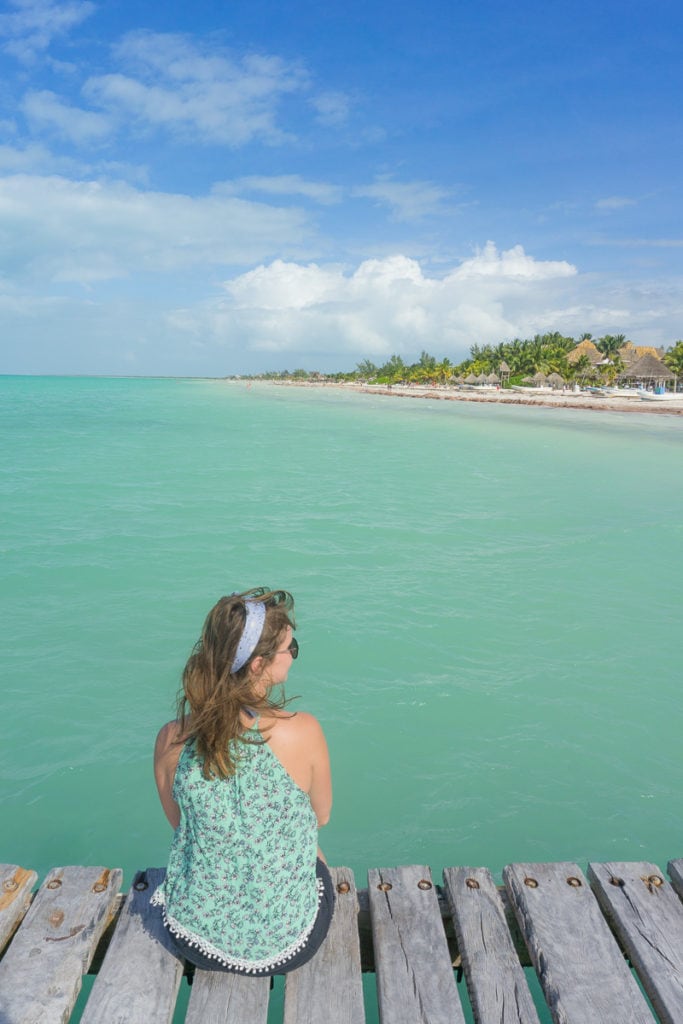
[231,598,266,673]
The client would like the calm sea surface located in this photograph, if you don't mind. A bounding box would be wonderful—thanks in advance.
[2,375,681,1021]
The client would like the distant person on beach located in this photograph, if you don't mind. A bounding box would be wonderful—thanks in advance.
[152,588,333,974]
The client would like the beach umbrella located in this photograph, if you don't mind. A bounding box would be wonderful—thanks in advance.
[522,376,534,384]
[532,372,548,385]
[486,373,500,384]
[547,372,565,388]
[464,373,478,383]
[475,373,488,384]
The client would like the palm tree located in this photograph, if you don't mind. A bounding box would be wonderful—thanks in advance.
[596,334,624,357]
[435,357,453,384]
[664,341,683,377]
[356,359,378,378]
[571,354,592,384]
[377,354,406,382]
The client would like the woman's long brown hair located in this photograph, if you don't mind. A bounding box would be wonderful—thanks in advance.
[177,588,295,779]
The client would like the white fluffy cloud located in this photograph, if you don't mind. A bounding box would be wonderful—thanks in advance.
[219,175,344,205]
[352,177,455,222]
[310,91,350,126]
[594,196,637,212]
[0,175,312,284]
[82,31,308,146]
[0,0,94,61]
[22,90,112,144]
[167,246,581,359]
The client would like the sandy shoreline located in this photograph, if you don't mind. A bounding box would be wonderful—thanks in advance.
[270,380,683,416]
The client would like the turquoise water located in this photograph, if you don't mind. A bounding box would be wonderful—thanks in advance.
[2,376,681,1020]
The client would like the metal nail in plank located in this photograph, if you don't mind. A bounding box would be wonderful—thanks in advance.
[79,867,184,1024]
[0,864,123,1024]
[589,861,683,1024]
[0,864,37,955]
[504,862,654,1024]
[443,866,541,1024]
[284,866,365,1024]
[368,864,465,1024]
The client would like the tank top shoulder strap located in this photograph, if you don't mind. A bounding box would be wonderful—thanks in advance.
[242,707,260,725]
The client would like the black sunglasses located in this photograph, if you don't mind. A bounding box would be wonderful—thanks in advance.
[277,636,299,659]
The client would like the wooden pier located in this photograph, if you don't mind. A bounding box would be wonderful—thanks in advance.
[2,858,683,1023]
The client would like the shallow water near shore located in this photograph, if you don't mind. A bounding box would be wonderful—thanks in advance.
[2,376,681,1022]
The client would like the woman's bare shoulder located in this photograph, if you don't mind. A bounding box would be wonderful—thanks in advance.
[154,720,186,758]
[266,710,325,743]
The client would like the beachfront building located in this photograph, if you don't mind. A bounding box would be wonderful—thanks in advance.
[567,339,603,368]
[618,352,677,391]
[618,342,667,369]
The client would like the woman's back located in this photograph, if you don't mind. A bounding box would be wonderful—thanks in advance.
[153,724,320,972]
[153,588,333,975]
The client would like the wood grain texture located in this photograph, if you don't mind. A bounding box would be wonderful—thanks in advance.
[443,866,541,1024]
[504,862,654,1024]
[588,861,683,1024]
[184,969,270,1024]
[0,864,122,1024]
[368,864,465,1024]
[0,864,37,954]
[284,866,365,1024]
[666,858,683,901]
[79,867,184,1024]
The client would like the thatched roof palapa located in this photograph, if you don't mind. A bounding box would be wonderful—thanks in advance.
[498,360,511,374]
[547,372,565,387]
[532,372,548,384]
[618,343,663,368]
[464,372,478,383]
[619,352,675,381]
[486,372,500,384]
[567,340,602,366]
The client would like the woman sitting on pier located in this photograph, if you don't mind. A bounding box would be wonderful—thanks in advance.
[152,588,334,975]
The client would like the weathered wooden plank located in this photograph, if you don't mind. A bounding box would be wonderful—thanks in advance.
[368,864,464,1024]
[443,866,541,1024]
[667,858,683,901]
[184,969,270,1024]
[0,864,37,954]
[588,861,683,1024]
[504,862,654,1024]
[356,882,533,971]
[284,866,365,1024]
[79,867,184,1024]
[0,864,122,1024]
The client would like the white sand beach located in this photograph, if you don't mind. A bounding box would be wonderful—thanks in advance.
[276,381,683,416]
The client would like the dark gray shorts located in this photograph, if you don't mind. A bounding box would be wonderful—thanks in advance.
[171,858,336,976]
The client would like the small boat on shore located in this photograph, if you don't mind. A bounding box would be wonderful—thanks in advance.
[510,385,554,394]
[603,387,641,398]
[638,390,683,402]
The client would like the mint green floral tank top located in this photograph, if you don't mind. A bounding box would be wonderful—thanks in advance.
[151,727,320,973]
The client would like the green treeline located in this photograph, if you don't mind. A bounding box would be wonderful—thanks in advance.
[241,334,683,386]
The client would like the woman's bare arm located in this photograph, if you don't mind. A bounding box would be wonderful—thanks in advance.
[153,721,183,829]
[266,711,332,826]
[296,713,332,826]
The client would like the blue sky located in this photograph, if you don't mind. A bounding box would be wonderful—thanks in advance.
[1,0,681,375]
